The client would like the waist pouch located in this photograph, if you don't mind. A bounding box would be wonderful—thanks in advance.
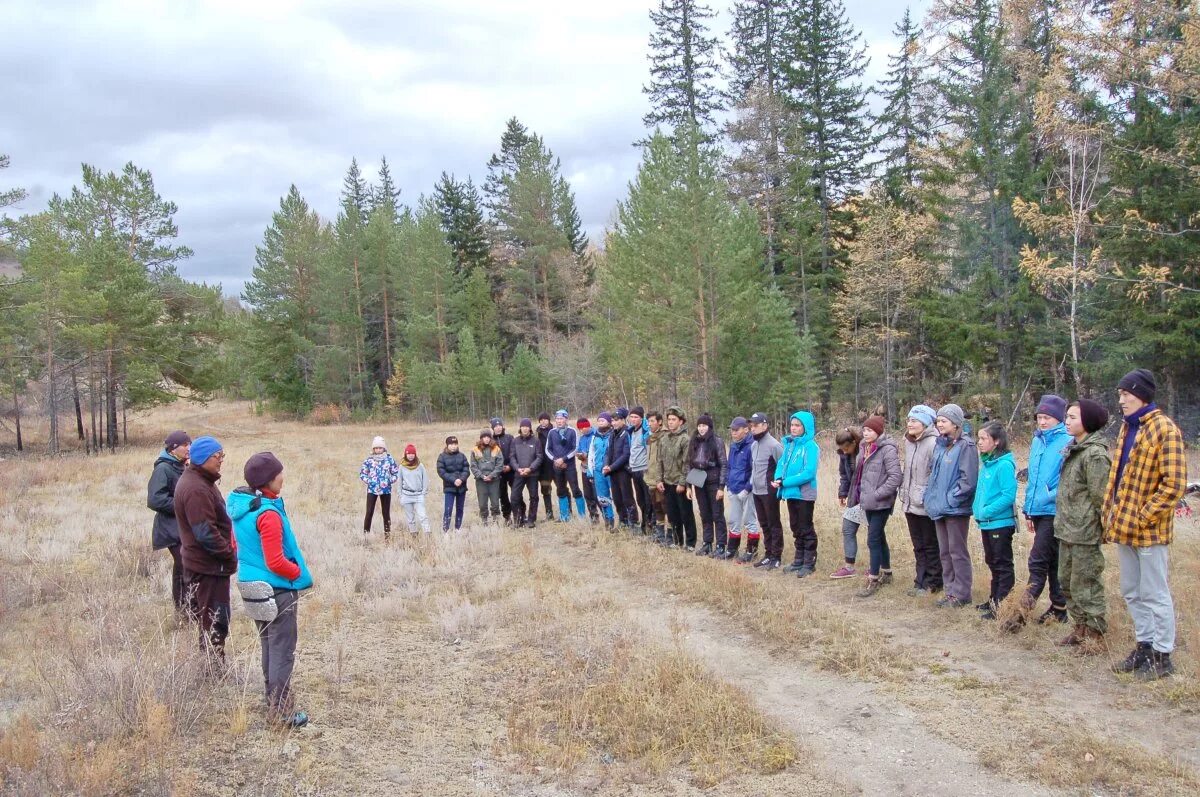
[238,580,278,622]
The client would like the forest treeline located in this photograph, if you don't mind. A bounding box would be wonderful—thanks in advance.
[1,0,1198,453]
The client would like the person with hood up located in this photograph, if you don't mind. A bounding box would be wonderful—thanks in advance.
[398,444,431,533]
[148,430,191,616]
[1053,399,1112,651]
[605,407,638,529]
[724,417,758,561]
[747,412,784,565]
[575,418,601,523]
[470,430,505,525]
[510,419,544,528]
[1015,394,1073,626]
[688,413,729,557]
[900,405,943,595]
[228,452,312,728]
[849,416,903,597]
[491,418,516,525]
[657,406,697,548]
[359,435,400,540]
[971,422,1018,618]
[173,435,236,662]
[925,404,979,608]
[535,413,556,521]
[587,413,616,528]
[772,410,820,575]
[546,409,587,521]
[645,411,669,543]
[437,436,470,531]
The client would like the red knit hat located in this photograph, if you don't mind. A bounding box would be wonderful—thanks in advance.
[863,415,885,436]
[576,417,591,430]
[404,444,417,456]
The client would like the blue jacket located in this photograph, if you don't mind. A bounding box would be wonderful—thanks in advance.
[577,428,596,470]
[727,435,753,494]
[588,429,612,479]
[924,433,979,519]
[545,425,578,463]
[774,411,819,501]
[228,489,313,591]
[1023,423,1071,517]
[972,451,1018,530]
[605,425,631,472]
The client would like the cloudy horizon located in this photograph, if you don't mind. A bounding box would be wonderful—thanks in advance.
[1,0,926,300]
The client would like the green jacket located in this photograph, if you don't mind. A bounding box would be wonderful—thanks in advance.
[659,424,691,485]
[646,428,666,485]
[1055,432,1112,545]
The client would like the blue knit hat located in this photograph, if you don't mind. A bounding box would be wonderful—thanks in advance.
[614,407,629,419]
[597,411,613,423]
[190,435,223,466]
[906,405,937,428]
[1036,394,1067,423]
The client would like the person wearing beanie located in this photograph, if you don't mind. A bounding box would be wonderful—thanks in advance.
[900,405,943,595]
[1008,394,1073,629]
[925,405,978,608]
[604,408,638,530]
[491,418,516,525]
[1105,370,1186,681]
[228,452,312,728]
[657,406,697,548]
[849,416,903,598]
[546,411,587,521]
[830,426,863,580]
[747,412,784,565]
[172,435,235,662]
[397,444,431,533]
[535,414,556,523]
[359,436,400,540]
[470,430,505,525]
[509,419,544,528]
[688,414,729,557]
[1052,400,1113,652]
[644,412,670,543]
[437,437,471,532]
[971,422,1018,618]
[586,413,617,527]
[575,418,601,523]
[771,410,820,575]
[626,406,655,535]
[148,430,192,616]
[724,417,758,560]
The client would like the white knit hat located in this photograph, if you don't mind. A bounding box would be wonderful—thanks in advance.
[372,436,386,449]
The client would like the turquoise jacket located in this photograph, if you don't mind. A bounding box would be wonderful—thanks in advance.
[972,451,1018,530]
[228,488,314,591]
[774,410,819,501]
[1023,423,1071,517]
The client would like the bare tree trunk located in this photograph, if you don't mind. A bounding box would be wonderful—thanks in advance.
[71,366,85,440]
[46,321,58,455]
[105,346,118,451]
[12,384,22,453]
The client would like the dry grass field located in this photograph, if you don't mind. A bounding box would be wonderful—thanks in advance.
[1,400,1198,796]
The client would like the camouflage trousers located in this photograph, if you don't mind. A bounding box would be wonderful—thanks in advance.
[1057,541,1107,633]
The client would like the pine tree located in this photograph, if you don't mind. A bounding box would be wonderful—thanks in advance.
[331,159,372,406]
[1,152,26,212]
[396,196,457,364]
[642,0,723,139]
[483,117,533,223]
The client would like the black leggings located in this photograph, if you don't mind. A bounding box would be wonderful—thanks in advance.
[364,493,391,532]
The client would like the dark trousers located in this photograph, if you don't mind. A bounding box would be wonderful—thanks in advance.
[785,499,817,566]
[981,527,1016,605]
[695,479,727,547]
[904,512,943,591]
[539,473,553,518]
[511,474,540,523]
[255,589,298,718]
[582,475,599,519]
[865,508,892,575]
[166,544,186,613]
[442,491,466,530]
[499,470,514,520]
[552,461,584,500]
[631,470,655,529]
[754,493,783,558]
[1026,515,1065,607]
[364,492,391,533]
[610,468,637,526]
[664,484,697,546]
[476,478,501,520]
[185,570,230,660]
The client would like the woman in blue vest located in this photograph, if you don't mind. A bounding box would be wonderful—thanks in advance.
[229,452,313,729]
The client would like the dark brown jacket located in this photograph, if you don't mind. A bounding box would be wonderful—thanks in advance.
[174,464,238,576]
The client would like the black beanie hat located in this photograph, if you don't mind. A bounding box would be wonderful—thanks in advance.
[1076,399,1110,434]
[244,451,284,490]
[1117,368,1156,403]
[537,412,552,422]
[630,405,645,417]
[697,413,714,428]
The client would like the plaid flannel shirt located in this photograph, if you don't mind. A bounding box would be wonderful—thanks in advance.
[1102,408,1187,547]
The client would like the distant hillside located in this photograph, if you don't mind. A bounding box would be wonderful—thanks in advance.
[0,256,20,279]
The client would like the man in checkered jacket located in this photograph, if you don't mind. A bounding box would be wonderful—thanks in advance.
[1103,369,1188,681]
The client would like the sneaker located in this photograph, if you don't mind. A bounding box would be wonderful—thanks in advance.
[712,545,726,559]
[696,543,712,556]
[753,556,774,569]
[1112,642,1152,674]
[857,577,881,598]
[975,601,992,612]
[830,565,856,579]
[979,604,998,621]
[1134,651,1175,681]
[906,586,931,597]
[782,559,805,573]
[721,548,738,560]
[275,711,309,729]
[1037,606,1069,625]
[795,565,815,579]
[738,551,755,564]
[762,558,781,570]
[935,596,969,608]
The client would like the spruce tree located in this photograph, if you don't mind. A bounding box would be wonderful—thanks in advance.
[370,156,402,218]
[433,173,490,276]
[642,0,723,139]
[876,7,934,207]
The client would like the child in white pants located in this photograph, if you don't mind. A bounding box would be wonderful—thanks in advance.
[398,444,431,533]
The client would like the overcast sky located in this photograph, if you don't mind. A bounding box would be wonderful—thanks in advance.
[1,0,927,299]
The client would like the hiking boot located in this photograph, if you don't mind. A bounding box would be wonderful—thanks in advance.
[782,558,805,573]
[795,565,815,579]
[1057,625,1085,647]
[1037,606,1069,625]
[857,576,881,598]
[1075,627,1107,655]
[975,601,992,612]
[878,570,893,585]
[906,586,931,597]
[712,545,726,559]
[738,551,755,564]
[1113,642,1152,674]
[979,604,998,620]
[830,565,857,579]
[1000,614,1026,633]
[936,596,969,608]
[696,543,712,556]
[1134,650,1174,681]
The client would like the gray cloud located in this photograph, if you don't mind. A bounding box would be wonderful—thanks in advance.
[1,0,926,299]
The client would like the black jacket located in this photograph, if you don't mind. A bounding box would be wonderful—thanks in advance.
[838,450,856,500]
[509,433,543,473]
[493,431,515,474]
[436,450,471,494]
[536,425,555,477]
[148,452,185,550]
[605,426,631,472]
[688,432,729,488]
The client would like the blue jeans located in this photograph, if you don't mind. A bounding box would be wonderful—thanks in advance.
[442,491,465,530]
[865,508,892,576]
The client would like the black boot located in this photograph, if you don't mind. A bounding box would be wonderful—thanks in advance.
[1112,641,1152,674]
[1134,649,1174,681]
[696,542,712,556]
[783,557,805,573]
